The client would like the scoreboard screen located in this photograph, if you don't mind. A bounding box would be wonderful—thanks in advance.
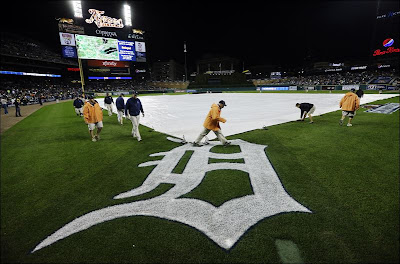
[75,35,136,61]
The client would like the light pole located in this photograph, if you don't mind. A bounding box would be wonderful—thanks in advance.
[184,41,188,82]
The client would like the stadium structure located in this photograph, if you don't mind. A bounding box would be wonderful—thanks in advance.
[1,1,399,264]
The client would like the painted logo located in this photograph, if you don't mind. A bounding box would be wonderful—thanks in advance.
[32,139,311,253]
[383,38,394,47]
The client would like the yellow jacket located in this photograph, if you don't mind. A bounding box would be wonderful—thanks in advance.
[340,92,360,111]
[203,103,226,131]
[83,101,103,123]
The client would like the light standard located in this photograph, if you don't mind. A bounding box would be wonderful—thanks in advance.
[184,41,188,82]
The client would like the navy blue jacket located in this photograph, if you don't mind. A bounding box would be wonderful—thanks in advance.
[73,98,84,108]
[104,96,114,104]
[299,103,314,118]
[125,97,144,116]
[116,96,125,110]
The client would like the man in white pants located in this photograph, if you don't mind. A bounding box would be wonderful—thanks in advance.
[193,100,230,147]
[104,93,114,116]
[125,91,144,141]
[73,97,84,116]
[115,93,125,125]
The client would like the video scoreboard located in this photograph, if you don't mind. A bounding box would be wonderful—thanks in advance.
[58,2,146,62]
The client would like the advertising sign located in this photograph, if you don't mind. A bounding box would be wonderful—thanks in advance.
[136,52,146,62]
[342,85,360,90]
[87,60,130,67]
[373,38,400,56]
[135,41,146,52]
[58,24,85,34]
[118,40,136,61]
[261,87,289,91]
[367,85,386,90]
[59,32,76,46]
[61,46,78,58]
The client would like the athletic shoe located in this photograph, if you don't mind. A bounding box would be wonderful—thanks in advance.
[192,142,201,147]
[223,142,231,147]
[347,123,353,127]
[92,137,97,142]
[309,121,314,124]
[339,120,343,126]
[138,138,142,142]
[95,135,100,140]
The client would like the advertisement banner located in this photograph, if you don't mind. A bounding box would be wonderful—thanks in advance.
[261,87,289,91]
[135,41,146,52]
[61,46,77,58]
[59,32,76,46]
[322,86,336,90]
[367,85,386,90]
[342,85,360,90]
[87,60,130,68]
[118,40,136,61]
[58,24,85,34]
[127,33,145,41]
[136,52,146,62]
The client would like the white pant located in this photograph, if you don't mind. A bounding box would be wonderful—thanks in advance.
[74,107,83,115]
[105,103,113,116]
[117,110,124,124]
[129,115,141,140]
[194,127,227,144]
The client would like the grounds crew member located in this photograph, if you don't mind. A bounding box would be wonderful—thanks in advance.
[104,93,114,116]
[339,88,360,127]
[83,95,103,142]
[116,93,125,125]
[193,100,230,147]
[125,91,144,141]
[73,97,84,116]
[14,97,22,117]
[295,102,315,123]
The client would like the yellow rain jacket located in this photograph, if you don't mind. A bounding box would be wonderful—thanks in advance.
[203,103,226,131]
[340,92,360,111]
[83,101,103,124]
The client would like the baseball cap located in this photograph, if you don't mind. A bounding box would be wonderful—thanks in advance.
[219,100,227,106]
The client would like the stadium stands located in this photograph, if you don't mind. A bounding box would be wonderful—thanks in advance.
[252,70,399,86]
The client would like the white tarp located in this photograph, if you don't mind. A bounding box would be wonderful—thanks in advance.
[98,93,398,141]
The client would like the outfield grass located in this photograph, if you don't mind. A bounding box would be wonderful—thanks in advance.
[1,96,399,263]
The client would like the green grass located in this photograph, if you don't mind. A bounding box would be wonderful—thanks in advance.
[1,96,399,263]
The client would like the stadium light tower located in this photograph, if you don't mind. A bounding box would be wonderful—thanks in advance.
[71,1,83,18]
[124,4,132,26]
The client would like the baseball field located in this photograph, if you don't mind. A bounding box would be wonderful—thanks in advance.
[1,94,399,263]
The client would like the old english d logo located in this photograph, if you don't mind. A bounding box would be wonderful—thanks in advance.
[32,139,311,253]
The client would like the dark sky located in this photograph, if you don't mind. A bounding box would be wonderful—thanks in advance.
[2,0,399,71]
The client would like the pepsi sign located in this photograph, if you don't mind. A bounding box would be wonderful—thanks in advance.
[373,38,400,56]
[383,38,394,47]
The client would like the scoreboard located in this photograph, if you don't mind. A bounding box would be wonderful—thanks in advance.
[58,2,146,62]
[75,35,136,61]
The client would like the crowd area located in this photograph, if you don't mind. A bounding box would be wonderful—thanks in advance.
[0,33,76,66]
[1,77,82,106]
[0,77,165,109]
[256,70,399,86]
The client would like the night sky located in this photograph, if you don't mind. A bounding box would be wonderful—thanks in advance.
[2,1,399,71]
